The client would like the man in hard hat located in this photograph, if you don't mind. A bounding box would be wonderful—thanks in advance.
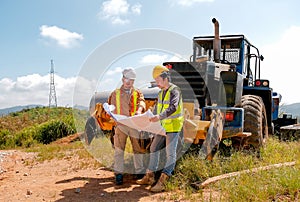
[108,68,146,185]
[137,65,184,192]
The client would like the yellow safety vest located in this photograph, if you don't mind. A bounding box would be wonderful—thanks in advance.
[115,89,138,116]
[157,85,183,132]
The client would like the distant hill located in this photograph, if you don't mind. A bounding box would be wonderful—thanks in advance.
[0,105,44,116]
[281,103,300,118]
[0,104,88,116]
[1,102,299,119]
[73,105,88,111]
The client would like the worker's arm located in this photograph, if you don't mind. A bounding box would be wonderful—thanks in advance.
[136,90,146,114]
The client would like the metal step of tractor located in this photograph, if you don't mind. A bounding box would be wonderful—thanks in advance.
[164,62,208,106]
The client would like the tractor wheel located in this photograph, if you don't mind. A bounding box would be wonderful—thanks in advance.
[84,116,99,145]
[232,95,268,150]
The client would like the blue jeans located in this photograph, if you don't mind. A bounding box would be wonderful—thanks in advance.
[148,132,179,176]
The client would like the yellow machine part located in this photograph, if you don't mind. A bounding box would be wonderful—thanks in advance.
[183,119,211,144]
[182,102,210,144]
[94,103,115,131]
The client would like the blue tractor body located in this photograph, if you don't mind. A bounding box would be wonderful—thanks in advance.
[163,19,280,157]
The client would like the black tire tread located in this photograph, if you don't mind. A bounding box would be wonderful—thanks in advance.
[233,95,268,149]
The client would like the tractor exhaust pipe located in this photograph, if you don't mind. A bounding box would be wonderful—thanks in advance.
[212,18,221,63]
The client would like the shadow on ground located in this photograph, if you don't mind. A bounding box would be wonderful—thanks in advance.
[55,170,154,202]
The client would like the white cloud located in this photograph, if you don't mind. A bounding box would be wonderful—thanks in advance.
[73,76,98,107]
[40,25,83,48]
[140,54,169,64]
[99,0,142,25]
[93,67,124,92]
[102,0,129,17]
[168,54,188,62]
[139,54,186,64]
[169,0,214,7]
[131,3,142,15]
[0,74,96,109]
[261,25,300,104]
[106,67,124,76]
[0,74,49,108]
[111,17,130,25]
[0,78,14,91]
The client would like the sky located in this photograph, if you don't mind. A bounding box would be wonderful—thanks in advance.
[1,0,300,109]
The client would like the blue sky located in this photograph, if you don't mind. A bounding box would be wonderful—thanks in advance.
[1,0,300,108]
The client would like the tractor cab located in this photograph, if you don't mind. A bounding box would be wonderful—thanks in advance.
[190,20,275,133]
[192,34,265,88]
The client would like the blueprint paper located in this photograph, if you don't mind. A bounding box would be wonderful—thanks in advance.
[103,103,166,136]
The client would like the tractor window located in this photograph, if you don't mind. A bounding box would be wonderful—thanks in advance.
[193,37,242,64]
[194,44,211,61]
[220,48,240,63]
[220,40,241,64]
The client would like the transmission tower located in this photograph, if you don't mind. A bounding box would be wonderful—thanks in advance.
[49,59,57,108]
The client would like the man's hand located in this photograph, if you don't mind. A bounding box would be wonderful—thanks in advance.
[135,106,143,115]
[149,115,160,122]
[135,110,142,115]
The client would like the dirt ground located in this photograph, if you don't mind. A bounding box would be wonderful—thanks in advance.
[0,149,172,202]
[0,137,212,202]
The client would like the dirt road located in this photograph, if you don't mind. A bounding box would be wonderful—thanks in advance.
[0,149,197,202]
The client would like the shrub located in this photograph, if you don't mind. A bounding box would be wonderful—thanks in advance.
[0,107,88,149]
[37,120,76,144]
[14,127,38,148]
[0,129,11,149]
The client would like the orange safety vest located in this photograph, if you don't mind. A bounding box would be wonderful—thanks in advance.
[115,89,138,116]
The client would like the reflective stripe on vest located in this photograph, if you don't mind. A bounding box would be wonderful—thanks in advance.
[115,89,138,116]
[157,85,184,132]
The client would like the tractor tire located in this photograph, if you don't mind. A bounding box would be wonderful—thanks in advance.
[84,116,99,145]
[232,95,268,150]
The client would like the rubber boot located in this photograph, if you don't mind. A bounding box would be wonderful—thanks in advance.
[136,171,155,185]
[115,173,123,185]
[150,173,169,192]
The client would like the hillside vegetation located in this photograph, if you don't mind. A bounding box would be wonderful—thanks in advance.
[281,102,300,119]
[0,106,88,149]
[0,107,299,201]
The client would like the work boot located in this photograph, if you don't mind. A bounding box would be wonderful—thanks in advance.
[136,171,155,185]
[150,173,169,192]
[115,173,123,185]
[134,173,145,180]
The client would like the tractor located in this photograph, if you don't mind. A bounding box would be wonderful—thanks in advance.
[85,18,282,159]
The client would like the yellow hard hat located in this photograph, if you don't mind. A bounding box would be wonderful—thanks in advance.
[152,65,169,79]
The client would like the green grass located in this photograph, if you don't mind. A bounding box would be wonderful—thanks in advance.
[25,141,102,169]
[6,136,300,201]
[217,166,300,201]
[85,135,115,167]
[1,107,299,201]
[21,136,298,201]
[0,106,89,149]
[169,137,300,201]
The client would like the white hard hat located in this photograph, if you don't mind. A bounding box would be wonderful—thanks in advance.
[122,68,136,80]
